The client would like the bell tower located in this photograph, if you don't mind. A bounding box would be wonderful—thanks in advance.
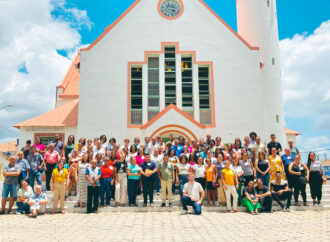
[236,0,286,145]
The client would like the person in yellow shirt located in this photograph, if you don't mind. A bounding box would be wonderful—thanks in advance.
[221,160,240,213]
[50,159,69,214]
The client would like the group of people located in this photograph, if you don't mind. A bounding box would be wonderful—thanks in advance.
[1,132,327,216]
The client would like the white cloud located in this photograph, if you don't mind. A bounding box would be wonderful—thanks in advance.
[280,20,330,130]
[296,135,330,161]
[0,0,91,143]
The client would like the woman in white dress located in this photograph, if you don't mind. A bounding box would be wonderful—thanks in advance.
[77,153,89,207]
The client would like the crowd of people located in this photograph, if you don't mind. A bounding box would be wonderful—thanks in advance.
[1,132,327,217]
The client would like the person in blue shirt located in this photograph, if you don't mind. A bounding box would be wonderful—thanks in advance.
[47,134,64,155]
[29,185,48,218]
[140,154,157,207]
[199,146,209,159]
[85,159,102,213]
[16,151,30,185]
[171,139,183,158]
[281,148,295,189]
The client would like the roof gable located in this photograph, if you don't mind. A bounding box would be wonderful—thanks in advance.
[57,54,80,98]
[286,128,301,136]
[80,0,258,52]
[14,99,78,128]
[140,104,208,130]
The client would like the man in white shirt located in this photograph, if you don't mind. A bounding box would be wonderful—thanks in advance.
[151,149,163,193]
[148,138,159,155]
[181,172,204,215]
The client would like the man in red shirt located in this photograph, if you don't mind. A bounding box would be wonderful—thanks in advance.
[100,157,115,207]
[44,144,60,191]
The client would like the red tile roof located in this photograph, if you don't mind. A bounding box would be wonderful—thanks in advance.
[0,141,17,153]
[14,99,78,128]
[286,128,301,136]
[57,54,80,98]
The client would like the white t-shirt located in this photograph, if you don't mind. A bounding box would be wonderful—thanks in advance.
[183,182,204,201]
[93,147,105,158]
[151,154,163,168]
[231,165,243,175]
[102,143,108,150]
[195,165,206,178]
[177,163,190,175]
[148,143,159,155]
[190,163,198,172]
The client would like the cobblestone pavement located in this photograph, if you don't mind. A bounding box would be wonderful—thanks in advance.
[0,210,329,242]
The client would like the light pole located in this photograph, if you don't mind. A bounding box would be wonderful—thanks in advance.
[0,104,13,111]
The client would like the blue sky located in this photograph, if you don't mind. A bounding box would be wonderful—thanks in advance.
[0,0,330,160]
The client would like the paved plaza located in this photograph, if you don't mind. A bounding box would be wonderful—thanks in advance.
[0,210,329,242]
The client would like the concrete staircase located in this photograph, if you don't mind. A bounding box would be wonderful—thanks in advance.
[61,183,330,213]
[1,182,330,213]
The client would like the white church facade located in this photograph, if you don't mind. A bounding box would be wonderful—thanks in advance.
[14,0,300,146]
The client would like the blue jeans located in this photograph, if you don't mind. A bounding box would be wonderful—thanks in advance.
[16,202,30,214]
[100,178,112,206]
[155,175,160,193]
[257,172,270,186]
[181,196,202,215]
[29,171,42,190]
[179,175,189,198]
[128,179,140,205]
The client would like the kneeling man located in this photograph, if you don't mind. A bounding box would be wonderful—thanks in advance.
[181,172,204,215]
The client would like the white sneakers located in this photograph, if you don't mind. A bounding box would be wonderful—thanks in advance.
[180,210,187,215]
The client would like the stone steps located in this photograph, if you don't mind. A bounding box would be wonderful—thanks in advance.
[2,181,330,213]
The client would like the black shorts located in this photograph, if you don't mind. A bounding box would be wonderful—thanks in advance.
[207,181,215,191]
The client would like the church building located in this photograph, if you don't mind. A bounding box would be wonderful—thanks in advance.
[14,0,300,146]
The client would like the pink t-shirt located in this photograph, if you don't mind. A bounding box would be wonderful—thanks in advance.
[33,144,46,152]
[135,155,145,167]
[44,150,60,164]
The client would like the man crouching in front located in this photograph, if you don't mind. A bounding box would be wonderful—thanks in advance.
[29,185,48,218]
[180,172,204,215]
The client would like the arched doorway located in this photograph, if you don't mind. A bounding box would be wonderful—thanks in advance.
[150,125,198,143]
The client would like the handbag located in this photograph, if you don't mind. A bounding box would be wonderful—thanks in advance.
[212,181,220,188]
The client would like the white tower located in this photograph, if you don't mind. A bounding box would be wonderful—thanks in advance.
[236,0,286,146]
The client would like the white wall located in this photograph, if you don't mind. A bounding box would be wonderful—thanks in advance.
[18,127,77,149]
[0,154,9,182]
[286,134,297,145]
[77,0,269,143]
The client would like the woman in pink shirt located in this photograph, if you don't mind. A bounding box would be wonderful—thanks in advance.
[33,137,46,156]
[135,148,145,167]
